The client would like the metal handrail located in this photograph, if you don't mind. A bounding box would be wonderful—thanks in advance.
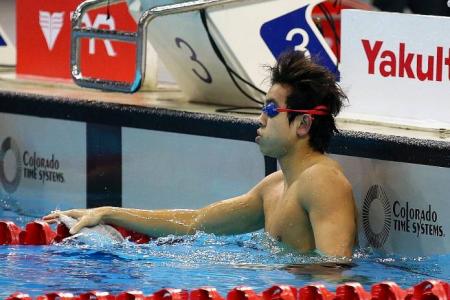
[71,0,241,93]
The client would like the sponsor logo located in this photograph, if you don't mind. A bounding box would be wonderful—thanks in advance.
[362,184,446,248]
[0,137,22,194]
[392,200,445,238]
[362,185,391,248]
[0,137,66,194]
[0,33,6,47]
[39,10,118,55]
[79,13,117,56]
[22,151,65,184]
[362,39,450,82]
[39,11,65,50]
[260,4,338,75]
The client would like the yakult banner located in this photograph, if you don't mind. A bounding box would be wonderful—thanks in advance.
[0,113,86,216]
[16,0,137,82]
[340,10,450,128]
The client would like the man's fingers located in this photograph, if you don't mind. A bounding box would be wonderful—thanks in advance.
[44,218,59,224]
[42,209,87,223]
[42,210,62,222]
[69,217,89,235]
[42,208,95,234]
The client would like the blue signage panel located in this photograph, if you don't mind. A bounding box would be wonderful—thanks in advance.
[0,34,6,46]
[260,4,338,76]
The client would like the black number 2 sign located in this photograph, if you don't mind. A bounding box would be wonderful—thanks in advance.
[175,37,213,84]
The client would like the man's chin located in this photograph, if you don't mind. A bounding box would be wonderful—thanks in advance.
[258,144,277,159]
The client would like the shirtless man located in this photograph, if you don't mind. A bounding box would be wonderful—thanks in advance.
[44,51,356,258]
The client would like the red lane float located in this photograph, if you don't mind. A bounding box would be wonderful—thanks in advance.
[36,292,78,300]
[299,284,335,300]
[228,286,261,300]
[153,288,188,300]
[407,280,450,300]
[191,288,224,300]
[371,282,406,300]
[6,281,450,300]
[116,290,150,300]
[262,285,297,300]
[0,221,22,245]
[335,283,371,300]
[79,291,115,300]
[6,292,32,300]
[0,220,152,245]
[19,221,57,245]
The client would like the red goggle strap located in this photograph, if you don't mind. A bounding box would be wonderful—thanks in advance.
[276,105,329,116]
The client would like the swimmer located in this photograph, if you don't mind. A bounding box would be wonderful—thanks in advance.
[44,50,356,258]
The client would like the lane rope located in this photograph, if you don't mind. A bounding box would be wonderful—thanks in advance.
[6,281,450,300]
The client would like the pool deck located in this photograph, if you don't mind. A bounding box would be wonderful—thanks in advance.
[0,71,449,168]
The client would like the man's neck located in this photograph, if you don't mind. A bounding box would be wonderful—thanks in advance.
[278,142,323,187]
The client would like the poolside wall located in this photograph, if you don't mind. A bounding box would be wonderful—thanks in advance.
[0,91,449,256]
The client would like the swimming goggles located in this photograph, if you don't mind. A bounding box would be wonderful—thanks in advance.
[262,102,329,119]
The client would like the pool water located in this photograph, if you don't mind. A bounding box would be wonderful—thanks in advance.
[0,208,449,298]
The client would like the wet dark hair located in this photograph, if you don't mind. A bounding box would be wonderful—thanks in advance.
[270,50,347,153]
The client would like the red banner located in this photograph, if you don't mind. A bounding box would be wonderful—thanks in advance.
[16,0,137,83]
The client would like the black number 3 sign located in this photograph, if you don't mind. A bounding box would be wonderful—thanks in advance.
[175,37,213,84]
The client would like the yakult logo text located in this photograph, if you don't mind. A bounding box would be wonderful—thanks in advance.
[362,39,450,82]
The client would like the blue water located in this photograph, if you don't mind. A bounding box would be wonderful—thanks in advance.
[1,209,449,299]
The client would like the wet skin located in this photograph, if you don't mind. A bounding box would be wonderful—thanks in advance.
[44,83,357,258]
[256,83,356,256]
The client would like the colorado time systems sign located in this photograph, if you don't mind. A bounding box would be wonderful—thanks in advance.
[340,10,450,126]
[362,185,445,250]
[0,137,66,194]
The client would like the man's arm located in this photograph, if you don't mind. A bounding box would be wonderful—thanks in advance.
[302,165,357,258]
[43,184,265,237]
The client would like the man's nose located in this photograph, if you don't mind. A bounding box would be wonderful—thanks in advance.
[258,112,267,127]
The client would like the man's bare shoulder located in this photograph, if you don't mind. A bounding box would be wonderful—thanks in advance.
[254,170,283,192]
[298,157,353,208]
[302,157,350,186]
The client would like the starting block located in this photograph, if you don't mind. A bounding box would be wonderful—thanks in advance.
[70,0,346,107]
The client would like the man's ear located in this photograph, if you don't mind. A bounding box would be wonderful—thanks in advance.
[296,114,313,137]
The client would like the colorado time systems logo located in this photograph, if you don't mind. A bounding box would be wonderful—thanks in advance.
[0,137,22,193]
[0,137,66,194]
[362,185,392,248]
[362,184,445,249]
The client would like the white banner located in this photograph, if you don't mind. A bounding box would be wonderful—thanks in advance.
[333,154,450,256]
[0,113,86,216]
[134,0,336,107]
[122,128,265,209]
[340,10,450,128]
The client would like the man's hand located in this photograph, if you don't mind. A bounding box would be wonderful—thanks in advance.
[43,208,108,235]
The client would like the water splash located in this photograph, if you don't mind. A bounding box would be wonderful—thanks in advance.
[1,210,450,298]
